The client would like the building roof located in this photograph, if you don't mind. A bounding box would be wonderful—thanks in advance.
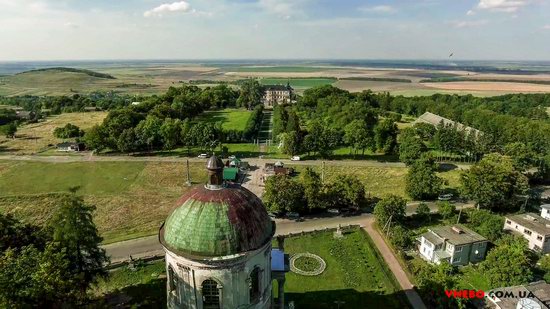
[264,84,292,91]
[506,213,550,236]
[420,230,444,246]
[414,112,482,136]
[486,281,550,309]
[428,224,487,245]
[160,184,274,259]
[223,167,239,181]
[541,204,550,209]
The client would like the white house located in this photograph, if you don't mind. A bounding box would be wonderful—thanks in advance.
[417,225,488,266]
[504,209,550,253]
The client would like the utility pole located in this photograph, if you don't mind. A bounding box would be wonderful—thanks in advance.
[321,161,325,184]
[186,159,192,186]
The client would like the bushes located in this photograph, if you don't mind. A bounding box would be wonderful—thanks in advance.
[242,105,264,141]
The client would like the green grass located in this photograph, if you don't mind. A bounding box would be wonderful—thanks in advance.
[0,160,207,244]
[258,78,336,88]
[195,108,252,131]
[225,66,332,73]
[91,261,166,308]
[282,229,408,308]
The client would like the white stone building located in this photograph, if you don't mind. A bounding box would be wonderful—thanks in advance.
[504,208,550,253]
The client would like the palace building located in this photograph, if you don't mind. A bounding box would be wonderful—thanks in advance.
[262,83,293,108]
[159,155,288,309]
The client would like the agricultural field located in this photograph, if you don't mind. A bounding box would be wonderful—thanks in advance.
[222,66,332,73]
[195,108,252,131]
[291,164,462,199]
[258,78,337,89]
[0,111,107,154]
[282,229,408,308]
[0,160,208,243]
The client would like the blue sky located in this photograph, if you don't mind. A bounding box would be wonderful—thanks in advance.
[0,0,549,61]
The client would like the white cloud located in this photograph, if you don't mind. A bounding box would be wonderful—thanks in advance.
[543,24,550,30]
[258,0,309,19]
[466,10,476,16]
[64,22,78,28]
[359,5,396,13]
[452,20,489,28]
[476,0,528,13]
[144,1,194,17]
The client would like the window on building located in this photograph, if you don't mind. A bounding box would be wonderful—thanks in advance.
[538,235,543,241]
[453,256,461,263]
[506,220,511,225]
[524,229,532,236]
[202,279,221,309]
[455,246,463,252]
[249,267,261,303]
[168,266,177,292]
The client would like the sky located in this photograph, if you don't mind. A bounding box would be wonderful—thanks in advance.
[0,0,550,61]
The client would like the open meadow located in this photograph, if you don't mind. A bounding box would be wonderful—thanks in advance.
[195,108,252,131]
[0,160,207,243]
[0,111,107,154]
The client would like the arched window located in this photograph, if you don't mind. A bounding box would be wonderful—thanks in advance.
[202,279,221,309]
[249,267,261,303]
[168,266,177,292]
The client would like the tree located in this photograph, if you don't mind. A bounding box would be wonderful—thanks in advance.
[1,122,17,138]
[53,123,84,139]
[263,175,305,214]
[415,202,431,222]
[116,128,140,153]
[160,118,182,150]
[374,119,398,154]
[399,128,427,165]
[466,209,504,242]
[237,79,264,110]
[48,194,108,295]
[344,120,375,156]
[0,213,48,252]
[405,155,444,200]
[326,175,365,209]
[537,255,550,283]
[300,167,326,211]
[437,201,455,220]
[389,225,413,250]
[0,244,77,308]
[413,261,461,308]
[413,122,436,141]
[503,142,536,172]
[83,125,107,151]
[280,131,302,156]
[374,195,406,227]
[461,153,529,210]
[135,115,163,150]
[479,235,533,287]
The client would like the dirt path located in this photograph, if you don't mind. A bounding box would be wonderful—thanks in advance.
[362,218,428,309]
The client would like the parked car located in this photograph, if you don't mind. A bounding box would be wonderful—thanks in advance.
[197,153,208,159]
[438,193,454,201]
[268,212,281,219]
[291,156,301,161]
[228,155,236,160]
[287,212,300,219]
[327,208,340,214]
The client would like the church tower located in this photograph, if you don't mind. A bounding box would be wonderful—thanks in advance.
[159,155,276,309]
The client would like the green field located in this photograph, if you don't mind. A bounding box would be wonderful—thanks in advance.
[291,164,461,199]
[0,160,207,244]
[196,108,252,131]
[225,66,333,73]
[91,261,166,308]
[91,229,407,308]
[282,229,408,308]
[259,78,337,88]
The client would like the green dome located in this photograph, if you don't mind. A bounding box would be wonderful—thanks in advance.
[160,185,274,258]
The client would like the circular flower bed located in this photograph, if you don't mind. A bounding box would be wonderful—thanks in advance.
[290,253,326,276]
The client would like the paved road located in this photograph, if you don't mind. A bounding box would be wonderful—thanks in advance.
[363,218,427,309]
[103,200,474,263]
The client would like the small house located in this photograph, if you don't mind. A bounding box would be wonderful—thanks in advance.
[56,142,84,152]
[417,225,488,266]
[223,167,239,182]
[485,281,550,309]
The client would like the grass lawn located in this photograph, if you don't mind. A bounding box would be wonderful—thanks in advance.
[291,164,462,199]
[0,160,207,244]
[282,229,409,308]
[195,108,252,131]
[91,261,166,308]
[0,111,107,154]
[258,78,336,89]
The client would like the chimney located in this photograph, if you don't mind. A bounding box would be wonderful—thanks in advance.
[451,226,463,234]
